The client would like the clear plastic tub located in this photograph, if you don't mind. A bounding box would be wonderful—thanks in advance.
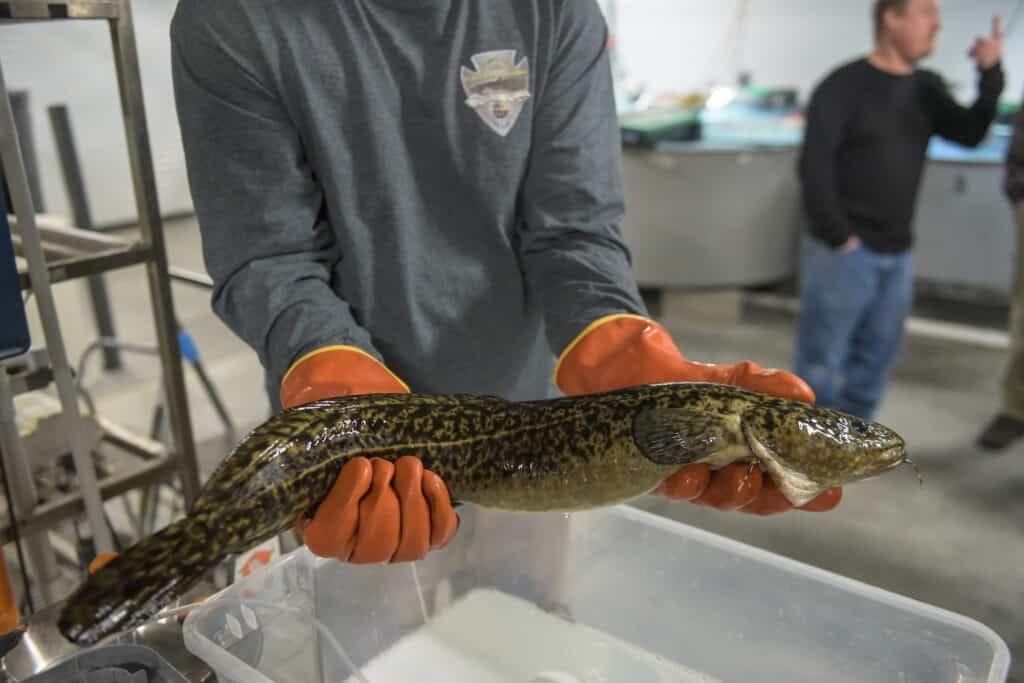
[182,505,1010,683]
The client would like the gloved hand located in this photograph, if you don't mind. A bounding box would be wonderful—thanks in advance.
[555,315,843,516]
[0,554,21,636]
[280,347,459,563]
[88,552,120,574]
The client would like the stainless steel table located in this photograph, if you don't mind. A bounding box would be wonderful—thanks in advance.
[620,128,1016,304]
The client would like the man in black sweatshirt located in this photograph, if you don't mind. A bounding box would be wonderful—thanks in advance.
[793,0,1004,420]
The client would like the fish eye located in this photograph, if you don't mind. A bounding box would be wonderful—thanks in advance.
[847,420,871,437]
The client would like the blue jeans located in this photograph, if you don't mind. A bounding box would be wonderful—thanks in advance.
[793,234,913,420]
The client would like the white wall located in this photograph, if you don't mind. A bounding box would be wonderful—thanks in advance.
[0,1,1021,227]
[0,0,190,226]
[610,0,1024,105]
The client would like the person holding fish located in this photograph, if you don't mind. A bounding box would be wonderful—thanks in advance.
[168,0,842,569]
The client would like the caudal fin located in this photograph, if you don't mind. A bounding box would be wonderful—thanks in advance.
[58,514,223,646]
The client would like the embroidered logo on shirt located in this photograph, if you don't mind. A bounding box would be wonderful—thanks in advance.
[461,50,531,137]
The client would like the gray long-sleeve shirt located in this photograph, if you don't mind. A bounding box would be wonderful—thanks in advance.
[170,0,647,411]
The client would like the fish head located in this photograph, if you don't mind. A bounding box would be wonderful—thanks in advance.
[749,402,909,488]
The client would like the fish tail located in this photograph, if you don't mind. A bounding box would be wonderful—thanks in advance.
[58,513,224,646]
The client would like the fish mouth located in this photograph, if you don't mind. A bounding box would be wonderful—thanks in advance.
[882,444,906,466]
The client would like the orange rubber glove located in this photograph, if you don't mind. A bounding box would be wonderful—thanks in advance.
[88,552,120,574]
[555,315,843,516]
[0,553,21,635]
[280,347,459,563]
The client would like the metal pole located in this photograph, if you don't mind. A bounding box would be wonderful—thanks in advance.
[167,265,213,289]
[108,0,200,505]
[48,104,122,371]
[190,357,235,441]
[0,370,60,606]
[8,91,43,213]
[0,61,115,554]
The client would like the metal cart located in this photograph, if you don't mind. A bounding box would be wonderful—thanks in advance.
[0,0,201,605]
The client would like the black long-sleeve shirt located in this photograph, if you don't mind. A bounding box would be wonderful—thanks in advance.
[799,58,1005,253]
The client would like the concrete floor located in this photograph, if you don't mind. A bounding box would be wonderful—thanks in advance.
[14,216,1024,681]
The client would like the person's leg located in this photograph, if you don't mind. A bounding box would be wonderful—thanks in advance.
[978,201,1024,450]
[793,233,877,412]
[839,248,913,420]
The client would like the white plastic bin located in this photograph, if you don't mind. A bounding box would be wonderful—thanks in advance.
[182,505,1010,683]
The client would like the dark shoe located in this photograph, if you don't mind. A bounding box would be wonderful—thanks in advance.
[977,414,1024,451]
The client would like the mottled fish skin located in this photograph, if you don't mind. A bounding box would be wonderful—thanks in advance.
[57,382,907,646]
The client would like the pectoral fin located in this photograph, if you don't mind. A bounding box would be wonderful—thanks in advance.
[633,409,733,466]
